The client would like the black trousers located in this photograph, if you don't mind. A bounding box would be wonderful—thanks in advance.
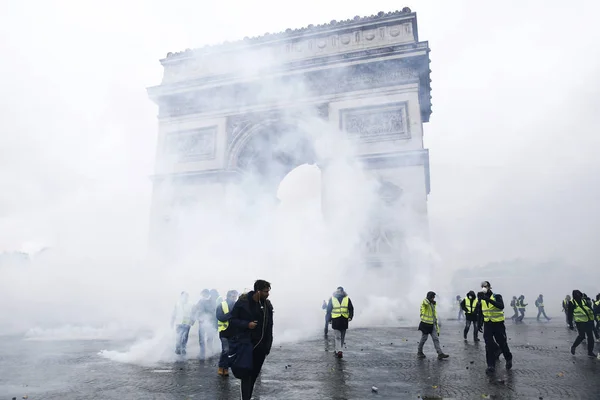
[595,319,600,339]
[483,321,512,368]
[572,321,595,355]
[240,347,268,400]
[464,319,479,339]
[536,307,549,320]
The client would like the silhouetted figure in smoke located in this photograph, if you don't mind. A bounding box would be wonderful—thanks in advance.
[535,294,551,321]
[322,300,330,336]
[562,294,571,327]
[171,291,194,356]
[516,295,527,323]
[326,286,354,358]
[216,289,238,377]
[229,279,274,400]
[567,290,596,357]
[478,281,512,374]
[510,296,518,321]
[194,288,217,360]
[456,295,464,321]
[461,291,480,342]
[417,291,449,360]
[594,293,600,341]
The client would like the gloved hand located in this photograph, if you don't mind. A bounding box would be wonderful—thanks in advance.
[477,292,484,300]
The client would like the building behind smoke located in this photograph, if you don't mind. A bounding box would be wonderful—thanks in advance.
[146,9,434,274]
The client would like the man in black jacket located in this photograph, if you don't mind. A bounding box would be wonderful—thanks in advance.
[478,281,513,374]
[460,290,480,342]
[215,289,238,377]
[229,280,274,400]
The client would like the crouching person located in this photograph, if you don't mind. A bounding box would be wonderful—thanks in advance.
[228,280,274,400]
[215,289,239,376]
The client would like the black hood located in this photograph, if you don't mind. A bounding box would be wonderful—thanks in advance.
[572,290,583,300]
[467,290,476,299]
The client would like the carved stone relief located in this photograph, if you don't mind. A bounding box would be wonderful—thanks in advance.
[164,126,217,162]
[340,102,409,143]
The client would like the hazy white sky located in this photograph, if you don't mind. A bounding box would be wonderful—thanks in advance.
[1,0,599,271]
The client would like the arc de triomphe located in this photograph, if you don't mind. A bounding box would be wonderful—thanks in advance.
[147,8,432,268]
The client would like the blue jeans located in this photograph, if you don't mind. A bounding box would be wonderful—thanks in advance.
[175,324,190,355]
[218,337,230,368]
[198,323,216,359]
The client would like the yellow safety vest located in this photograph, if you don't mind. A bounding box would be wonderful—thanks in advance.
[481,295,505,322]
[218,301,229,332]
[465,298,478,314]
[572,300,594,323]
[420,300,436,324]
[331,296,349,318]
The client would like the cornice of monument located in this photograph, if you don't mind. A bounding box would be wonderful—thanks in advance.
[162,8,416,62]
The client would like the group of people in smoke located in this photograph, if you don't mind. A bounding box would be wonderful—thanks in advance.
[455,293,552,323]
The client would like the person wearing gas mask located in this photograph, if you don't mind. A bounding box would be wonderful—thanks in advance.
[460,291,480,342]
[478,281,513,374]
[567,290,597,357]
[417,291,449,359]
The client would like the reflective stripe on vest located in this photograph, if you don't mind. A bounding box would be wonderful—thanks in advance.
[331,296,349,318]
[420,300,436,325]
[481,295,505,322]
[218,301,229,332]
[465,298,478,314]
[572,300,593,323]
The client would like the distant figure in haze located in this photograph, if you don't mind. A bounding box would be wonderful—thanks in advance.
[567,290,596,358]
[478,281,512,374]
[229,279,274,400]
[417,291,449,360]
[456,295,464,321]
[562,294,572,327]
[460,291,480,342]
[535,294,551,321]
[215,289,239,377]
[194,288,217,360]
[326,286,354,358]
[171,291,194,356]
[516,295,527,323]
[322,299,330,336]
[510,296,519,321]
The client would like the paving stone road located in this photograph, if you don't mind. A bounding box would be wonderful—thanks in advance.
[1,319,598,399]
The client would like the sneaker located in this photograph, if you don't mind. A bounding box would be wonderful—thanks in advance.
[571,346,576,355]
[474,338,481,342]
[417,352,426,359]
[486,366,495,374]
[506,358,512,370]
[437,353,449,360]
[588,352,597,358]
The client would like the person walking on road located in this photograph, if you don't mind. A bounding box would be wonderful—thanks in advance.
[171,291,194,356]
[215,289,238,377]
[562,295,572,327]
[535,294,551,321]
[478,281,513,374]
[516,295,527,323]
[567,289,597,358]
[417,291,449,360]
[326,286,354,358]
[322,300,330,337]
[461,290,480,342]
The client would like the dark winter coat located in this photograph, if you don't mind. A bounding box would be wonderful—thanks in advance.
[460,292,480,322]
[326,291,354,331]
[216,299,237,338]
[229,291,274,355]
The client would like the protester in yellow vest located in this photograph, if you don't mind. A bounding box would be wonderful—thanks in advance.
[460,290,480,342]
[215,290,239,376]
[567,289,597,357]
[478,281,513,374]
[417,291,449,360]
[170,291,195,356]
[326,286,354,358]
[562,294,571,327]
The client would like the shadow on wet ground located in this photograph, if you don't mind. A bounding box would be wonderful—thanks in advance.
[1,320,598,399]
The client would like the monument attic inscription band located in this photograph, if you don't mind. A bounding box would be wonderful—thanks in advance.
[147,8,433,267]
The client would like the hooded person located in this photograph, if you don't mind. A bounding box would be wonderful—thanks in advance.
[170,291,194,356]
[228,279,274,400]
[567,290,597,357]
[460,290,480,342]
[478,281,512,374]
[194,288,217,360]
[326,286,354,358]
[417,291,449,360]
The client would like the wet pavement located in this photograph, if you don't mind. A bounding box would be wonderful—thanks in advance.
[1,319,599,399]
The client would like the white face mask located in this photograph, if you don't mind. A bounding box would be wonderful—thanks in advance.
[481,287,488,293]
